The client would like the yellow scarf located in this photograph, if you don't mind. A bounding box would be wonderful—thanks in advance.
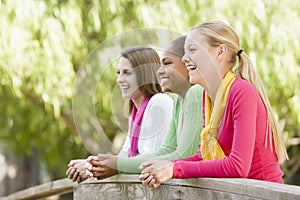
[201,71,236,160]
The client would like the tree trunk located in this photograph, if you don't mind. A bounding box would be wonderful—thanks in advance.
[0,144,41,196]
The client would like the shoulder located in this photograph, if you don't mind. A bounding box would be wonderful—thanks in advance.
[189,84,203,93]
[149,93,173,103]
[229,77,260,106]
[146,93,174,109]
[185,84,203,101]
[230,78,258,97]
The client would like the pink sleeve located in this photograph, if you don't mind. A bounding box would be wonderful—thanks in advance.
[174,82,258,178]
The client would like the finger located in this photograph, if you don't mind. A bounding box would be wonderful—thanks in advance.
[68,159,81,167]
[86,155,98,162]
[66,167,73,176]
[90,166,105,173]
[149,178,156,187]
[153,183,160,189]
[91,171,103,179]
[84,161,93,171]
[142,175,153,186]
[67,161,75,167]
[97,154,109,161]
[76,175,81,183]
[68,168,75,179]
[139,172,149,181]
[139,161,155,170]
[72,171,79,182]
[89,159,102,166]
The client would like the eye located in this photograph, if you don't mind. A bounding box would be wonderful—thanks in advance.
[124,70,132,74]
[189,48,196,52]
[116,70,120,74]
[162,60,172,66]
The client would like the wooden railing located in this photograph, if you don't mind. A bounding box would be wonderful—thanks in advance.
[0,178,74,200]
[2,175,300,199]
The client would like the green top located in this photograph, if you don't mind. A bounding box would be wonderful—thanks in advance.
[117,84,203,173]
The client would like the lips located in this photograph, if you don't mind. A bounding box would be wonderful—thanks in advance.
[160,77,169,85]
[186,64,197,70]
[119,85,129,91]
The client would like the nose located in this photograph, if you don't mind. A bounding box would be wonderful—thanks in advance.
[157,65,165,76]
[181,53,189,65]
[117,73,123,84]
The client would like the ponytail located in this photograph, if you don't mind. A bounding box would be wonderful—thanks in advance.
[235,52,288,163]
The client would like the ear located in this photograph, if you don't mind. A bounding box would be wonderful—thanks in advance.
[216,44,227,60]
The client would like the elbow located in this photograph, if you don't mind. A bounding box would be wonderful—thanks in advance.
[233,163,250,178]
[237,168,250,178]
[228,157,251,178]
[227,166,249,178]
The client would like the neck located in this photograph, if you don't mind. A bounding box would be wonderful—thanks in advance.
[205,81,220,103]
[205,70,228,103]
[132,94,146,109]
[177,84,192,99]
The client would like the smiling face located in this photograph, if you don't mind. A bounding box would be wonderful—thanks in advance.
[117,57,142,100]
[157,50,189,94]
[182,30,219,88]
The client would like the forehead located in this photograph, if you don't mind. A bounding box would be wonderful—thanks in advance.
[185,30,206,47]
[161,49,181,60]
[118,57,133,69]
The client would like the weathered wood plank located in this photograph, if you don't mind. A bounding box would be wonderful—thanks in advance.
[0,178,74,200]
[74,182,258,200]
[2,175,300,200]
[74,175,300,200]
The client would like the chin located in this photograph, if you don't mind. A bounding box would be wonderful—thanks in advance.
[189,78,196,85]
[161,86,171,93]
[121,94,130,99]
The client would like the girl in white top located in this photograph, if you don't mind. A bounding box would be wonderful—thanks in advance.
[66,47,173,182]
[116,46,173,157]
[118,93,173,157]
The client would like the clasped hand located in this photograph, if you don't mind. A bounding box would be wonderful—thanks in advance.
[138,160,174,189]
[66,154,118,183]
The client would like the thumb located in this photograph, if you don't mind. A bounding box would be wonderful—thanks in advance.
[86,155,98,162]
[138,160,155,170]
[97,153,110,161]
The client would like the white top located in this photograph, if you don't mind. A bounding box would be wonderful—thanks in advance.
[118,93,173,157]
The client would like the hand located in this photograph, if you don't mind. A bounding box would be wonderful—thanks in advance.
[66,159,91,183]
[138,160,174,189]
[89,154,118,180]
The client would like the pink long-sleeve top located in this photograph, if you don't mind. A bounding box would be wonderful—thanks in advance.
[173,78,284,183]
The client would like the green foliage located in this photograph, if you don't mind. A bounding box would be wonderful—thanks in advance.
[0,0,299,182]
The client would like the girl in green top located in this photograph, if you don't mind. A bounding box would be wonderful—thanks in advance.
[67,36,203,182]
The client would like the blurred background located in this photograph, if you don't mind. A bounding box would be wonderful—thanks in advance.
[0,0,300,197]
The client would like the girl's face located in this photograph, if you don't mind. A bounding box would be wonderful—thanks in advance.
[182,30,219,88]
[157,50,189,93]
[117,57,141,100]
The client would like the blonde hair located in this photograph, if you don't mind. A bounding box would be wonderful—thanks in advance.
[121,46,162,113]
[191,21,288,163]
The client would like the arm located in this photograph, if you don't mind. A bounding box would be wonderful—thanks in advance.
[117,130,131,158]
[174,82,258,178]
[118,85,203,173]
[146,85,203,161]
[138,93,173,154]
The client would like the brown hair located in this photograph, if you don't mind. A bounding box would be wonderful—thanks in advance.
[191,21,288,163]
[121,46,162,113]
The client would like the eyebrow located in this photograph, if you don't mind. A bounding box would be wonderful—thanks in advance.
[187,44,196,48]
[161,57,171,62]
